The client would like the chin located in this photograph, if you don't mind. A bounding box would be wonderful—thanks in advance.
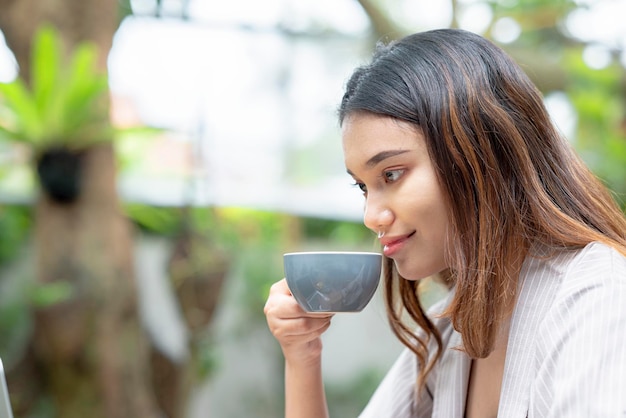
[394,260,444,282]
[394,263,428,281]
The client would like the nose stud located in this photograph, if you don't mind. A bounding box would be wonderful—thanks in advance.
[377,230,385,239]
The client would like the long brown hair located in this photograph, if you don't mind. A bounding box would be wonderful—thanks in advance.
[339,29,626,389]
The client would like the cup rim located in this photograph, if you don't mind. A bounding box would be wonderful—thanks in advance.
[283,251,381,256]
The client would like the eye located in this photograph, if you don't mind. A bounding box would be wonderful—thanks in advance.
[352,181,367,193]
[383,169,404,183]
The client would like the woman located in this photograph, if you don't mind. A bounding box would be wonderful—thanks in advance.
[264,28,626,417]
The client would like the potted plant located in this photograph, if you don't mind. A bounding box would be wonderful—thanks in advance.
[0,25,112,203]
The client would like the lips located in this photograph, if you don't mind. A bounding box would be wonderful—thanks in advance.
[380,231,416,257]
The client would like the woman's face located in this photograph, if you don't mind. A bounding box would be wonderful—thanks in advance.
[343,113,451,280]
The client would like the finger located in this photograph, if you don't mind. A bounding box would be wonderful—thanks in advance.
[304,311,335,319]
[268,278,291,296]
[266,294,334,322]
[268,315,333,339]
[264,290,300,317]
[271,317,333,344]
[264,279,296,315]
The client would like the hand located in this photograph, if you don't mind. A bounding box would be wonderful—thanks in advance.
[264,279,334,366]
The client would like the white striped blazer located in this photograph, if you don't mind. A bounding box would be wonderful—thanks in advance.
[359,242,626,417]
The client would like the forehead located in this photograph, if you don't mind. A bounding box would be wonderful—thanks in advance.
[342,113,424,165]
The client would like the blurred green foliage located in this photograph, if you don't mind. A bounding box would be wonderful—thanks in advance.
[0,25,111,151]
[124,203,183,236]
[29,280,75,308]
[301,216,374,246]
[0,205,31,265]
[0,206,33,365]
[565,51,626,206]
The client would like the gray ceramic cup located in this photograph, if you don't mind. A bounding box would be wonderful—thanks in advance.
[283,251,382,313]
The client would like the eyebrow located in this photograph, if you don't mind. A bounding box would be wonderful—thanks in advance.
[347,149,410,176]
[365,149,410,167]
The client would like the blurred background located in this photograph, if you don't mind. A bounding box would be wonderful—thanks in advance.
[0,0,624,417]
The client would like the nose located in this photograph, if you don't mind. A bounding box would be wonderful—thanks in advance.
[363,197,394,234]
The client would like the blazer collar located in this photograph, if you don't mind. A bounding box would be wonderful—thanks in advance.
[430,244,566,417]
[497,246,565,417]
[431,329,471,416]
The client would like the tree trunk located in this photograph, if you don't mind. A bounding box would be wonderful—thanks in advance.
[33,145,159,418]
[0,0,117,77]
[0,1,160,416]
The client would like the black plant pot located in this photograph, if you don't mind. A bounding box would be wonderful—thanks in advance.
[36,147,84,204]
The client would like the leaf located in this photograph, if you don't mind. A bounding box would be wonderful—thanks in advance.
[0,124,21,143]
[0,23,137,150]
[30,281,75,308]
[0,79,43,141]
[60,42,110,145]
[31,25,63,119]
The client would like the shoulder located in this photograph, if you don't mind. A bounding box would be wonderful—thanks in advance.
[525,241,626,343]
[564,241,626,275]
[524,243,626,415]
[516,241,626,352]
[523,241,626,302]
[554,242,626,302]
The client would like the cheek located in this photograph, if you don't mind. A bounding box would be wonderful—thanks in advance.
[424,196,451,252]
[407,184,450,256]
[404,177,448,222]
